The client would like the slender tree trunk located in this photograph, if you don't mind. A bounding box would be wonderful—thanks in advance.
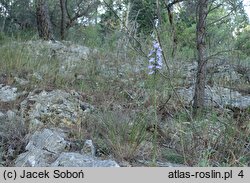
[95,4,98,25]
[166,5,176,57]
[193,0,209,116]
[36,0,54,40]
[0,12,6,33]
[156,0,161,26]
[125,1,131,28]
[165,0,184,57]
[60,0,66,40]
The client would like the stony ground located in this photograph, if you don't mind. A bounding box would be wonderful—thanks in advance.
[0,40,249,167]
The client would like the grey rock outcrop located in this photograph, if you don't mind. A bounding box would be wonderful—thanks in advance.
[24,40,90,74]
[178,61,250,109]
[81,140,96,157]
[0,111,5,118]
[0,84,18,102]
[212,65,242,84]
[181,62,250,86]
[51,152,119,167]
[15,129,67,167]
[20,89,93,130]
[15,129,119,167]
[14,77,29,86]
[178,85,250,109]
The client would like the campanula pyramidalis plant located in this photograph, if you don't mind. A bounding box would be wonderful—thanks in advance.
[148,40,163,75]
[147,40,164,165]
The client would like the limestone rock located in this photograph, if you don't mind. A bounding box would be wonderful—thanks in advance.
[15,128,119,167]
[15,129,67,167]
[20,89,93,130]
[178,85,250,109]
[14,77,29,85]
[24,40,90,74]
[0,111,4,118]
[6,110,16,121]
[81,140,95,156]
[51,152,119,167]
[0,84,18,102]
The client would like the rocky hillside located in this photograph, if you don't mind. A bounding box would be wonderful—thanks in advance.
[0,40,249,167]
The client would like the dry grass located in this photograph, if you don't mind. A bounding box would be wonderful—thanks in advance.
[0,38,249,167]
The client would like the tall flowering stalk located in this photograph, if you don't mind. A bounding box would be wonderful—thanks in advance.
[147,40,163,165]
[148,40,163,75]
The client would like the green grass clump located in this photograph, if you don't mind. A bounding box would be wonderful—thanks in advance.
[95,110,149,161]
[161,148,185,164]
[171,110,250,166]
[0,115,27,166]
[0,42,74,90]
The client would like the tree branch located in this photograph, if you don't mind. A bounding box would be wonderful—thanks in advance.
[207,2,240,27]
[164,0,185,57]
[164,0,185,9]
[102,0,148,58]
[65,0,71,20]
[208,3,223,14]
[206,48,249,61]
[207,8,234,27]
[66,0,99,28]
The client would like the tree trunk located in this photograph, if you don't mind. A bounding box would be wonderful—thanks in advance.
[166,5,177,57]
[36,0,54,40]
[60,0,66,40]
[165,0,184,58]
[193,0,209,116]
[156,0,161,26]
[125,1,131,28]
[0,14,6,33]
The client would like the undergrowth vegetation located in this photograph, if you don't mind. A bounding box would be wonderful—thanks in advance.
[0,30,249,167]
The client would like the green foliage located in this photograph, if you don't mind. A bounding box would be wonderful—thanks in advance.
[9,29,38,41]
[161,148,184,164]
[235,25,250,56]
[0,42,70,89]
[0,114,27,166]
[0,44,34,74]
[96,110,148,161]
[129,0,157,35]
[206,7,235,52]
[177,23,196,50]
[175,0,249,58]
[82,25,103,47]
[67,25,103,47]
[173,110,250,166]
[0,31,6,42]
[1,0,36,32]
